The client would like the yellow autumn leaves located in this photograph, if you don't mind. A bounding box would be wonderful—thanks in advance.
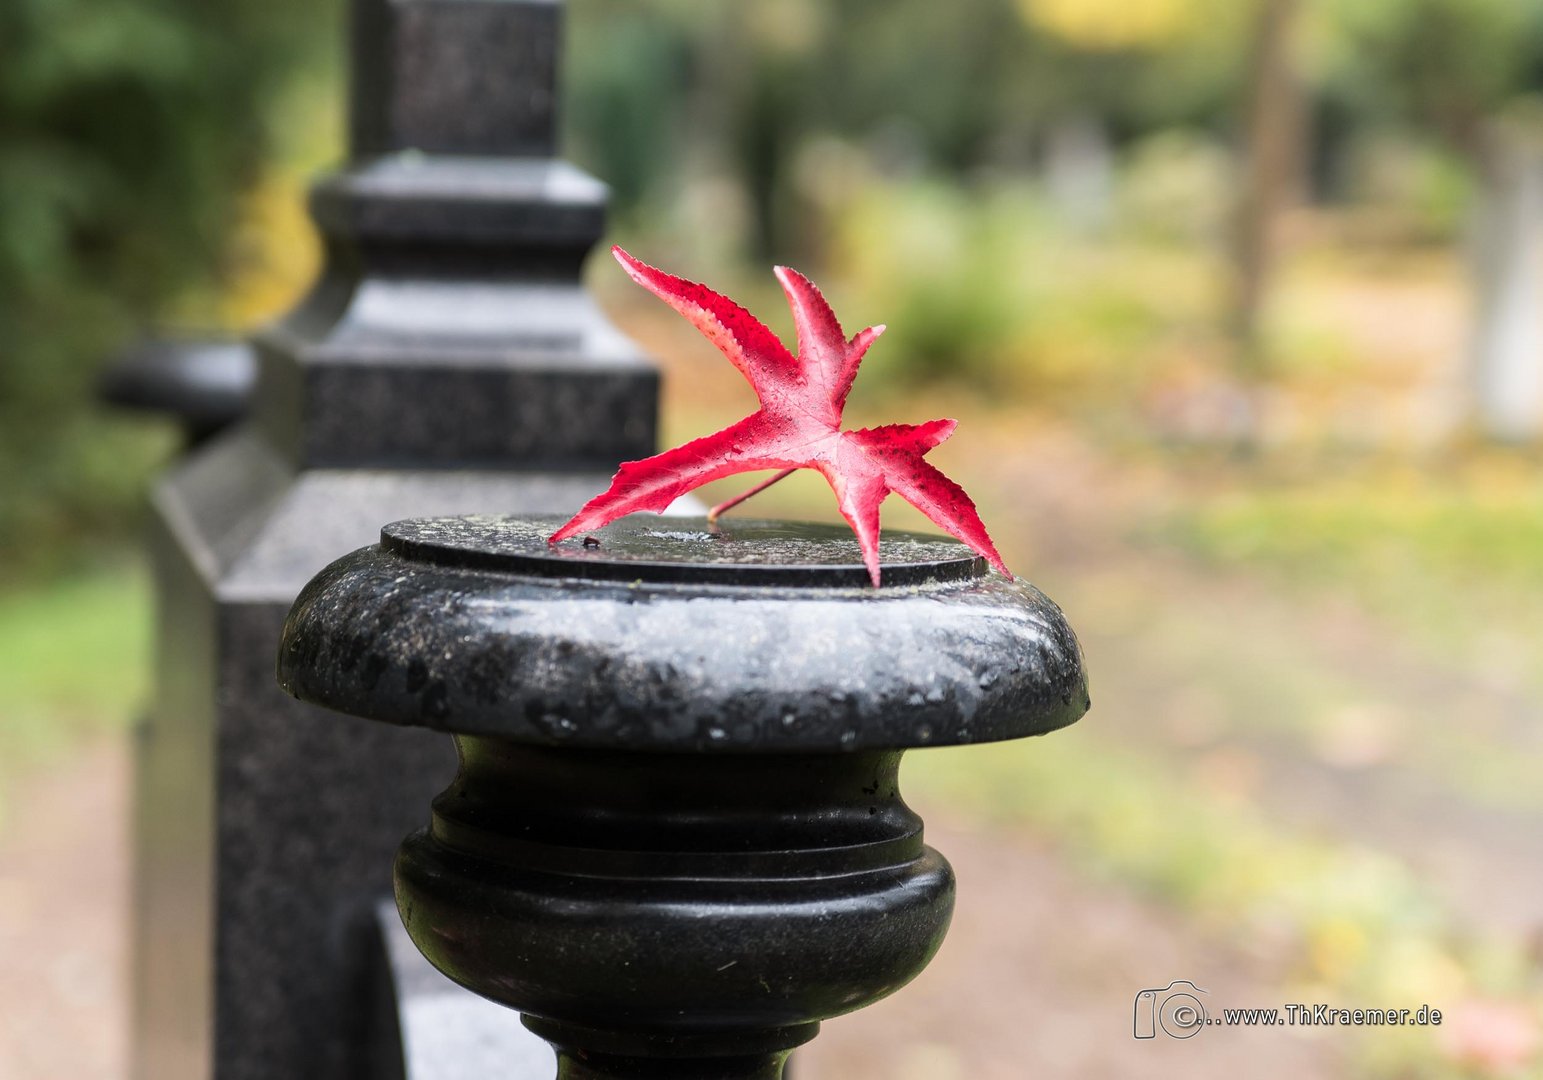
[1018,0,1200,50]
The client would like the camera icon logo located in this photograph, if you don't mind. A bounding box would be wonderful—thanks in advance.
[1133,980,1209,1039]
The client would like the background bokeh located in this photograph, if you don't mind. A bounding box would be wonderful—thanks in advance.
[4,1,1543,1076]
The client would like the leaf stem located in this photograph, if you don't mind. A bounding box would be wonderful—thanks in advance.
[706,469,797,524]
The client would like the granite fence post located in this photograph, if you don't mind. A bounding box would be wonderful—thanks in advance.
[129,2,656,1076]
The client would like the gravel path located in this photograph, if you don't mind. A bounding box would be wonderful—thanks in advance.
[0,741,126,1080]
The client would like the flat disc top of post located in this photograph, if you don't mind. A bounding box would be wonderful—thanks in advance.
[381,515,986,588]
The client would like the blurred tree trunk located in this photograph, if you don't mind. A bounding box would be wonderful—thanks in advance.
[739,64,798,263]
[1229,0,1306,376]
[1469,118,1543,442]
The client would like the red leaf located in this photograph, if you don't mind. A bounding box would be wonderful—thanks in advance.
[550,247,1010,587]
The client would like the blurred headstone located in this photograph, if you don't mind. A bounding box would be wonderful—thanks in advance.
[1470,115,1543,442]
[1043,114,1113,230]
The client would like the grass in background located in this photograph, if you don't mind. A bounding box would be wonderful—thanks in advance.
[0,417,177,585]
[1152,458,1543,696]
[0,560,149,818]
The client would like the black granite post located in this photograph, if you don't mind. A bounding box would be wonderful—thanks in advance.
[130,3,656,1078]
[278,516,1090,1079]
[98,338,256,447]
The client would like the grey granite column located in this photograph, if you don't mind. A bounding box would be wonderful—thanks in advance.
[129,2,656,1078]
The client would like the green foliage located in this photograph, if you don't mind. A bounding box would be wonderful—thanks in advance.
[1309,0,1543,152]
[0,0,341,567]
[564,0,1252,259]
[1336,133,1475,241]
[828,182,1038,387]
[825,176,1218,399]
[566,4,692,212]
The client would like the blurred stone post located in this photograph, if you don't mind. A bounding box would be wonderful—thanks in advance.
[130,1,658,1076]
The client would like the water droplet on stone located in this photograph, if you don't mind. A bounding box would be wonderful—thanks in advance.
[541,713,576,736]
[839,730,857,748]
[916,724,934,741]
[781,712,798,728]
[925,687,945,704]
[907,692,924,707]
[707,726,728,741]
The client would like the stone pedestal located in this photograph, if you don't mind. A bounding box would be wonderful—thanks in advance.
[278,516,1089,1078]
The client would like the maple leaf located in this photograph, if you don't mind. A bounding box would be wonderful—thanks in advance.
[549,247,1010,587]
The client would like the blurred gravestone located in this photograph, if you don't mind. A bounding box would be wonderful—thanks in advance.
[129,1,658,1077]
[1043,114,1113,231]
[1471,115,1543,442]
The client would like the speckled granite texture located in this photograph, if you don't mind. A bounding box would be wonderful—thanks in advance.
[129,1,660,1076]
[280,516,1088,751]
